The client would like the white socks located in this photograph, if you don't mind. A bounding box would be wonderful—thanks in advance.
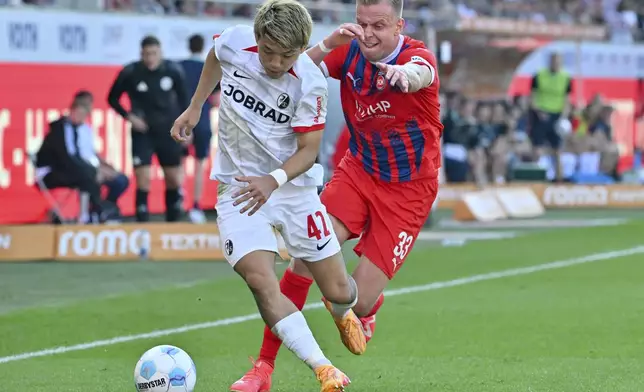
[271,311,331,369]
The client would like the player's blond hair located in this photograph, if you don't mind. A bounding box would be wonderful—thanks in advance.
[254,0,313,51]
[357,0,404,18]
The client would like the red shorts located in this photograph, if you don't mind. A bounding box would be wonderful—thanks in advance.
[321,154,438,279]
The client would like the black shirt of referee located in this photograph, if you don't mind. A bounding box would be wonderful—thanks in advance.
[107,35,188,223]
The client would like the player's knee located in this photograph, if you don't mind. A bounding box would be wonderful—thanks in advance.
[243,270,279,301]
[324,275,357,306]
[134,166,151,189]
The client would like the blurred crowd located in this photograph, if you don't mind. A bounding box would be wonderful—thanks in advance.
[4,0,640,189]
[440,90,620,186]
[5,0,643,42]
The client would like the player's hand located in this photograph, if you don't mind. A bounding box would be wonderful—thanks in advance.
[180,131,193,146]
[232,175,279,216]
[128,114,148,133]
[324,23,364,50]
[375,62,409,93]
[171,106,201,143]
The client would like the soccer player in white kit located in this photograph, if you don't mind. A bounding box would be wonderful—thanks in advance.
[170,1,366,391]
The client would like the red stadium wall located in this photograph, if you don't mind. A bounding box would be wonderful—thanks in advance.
[0,63,219,224]
[0,8,340,225]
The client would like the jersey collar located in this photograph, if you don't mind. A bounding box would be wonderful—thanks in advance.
[371,35,404,64]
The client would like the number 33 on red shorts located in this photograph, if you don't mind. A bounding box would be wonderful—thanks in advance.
[321,157,438,279]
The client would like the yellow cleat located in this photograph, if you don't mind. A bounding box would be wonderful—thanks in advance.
[322,298,367,355]
[314,365,351,392]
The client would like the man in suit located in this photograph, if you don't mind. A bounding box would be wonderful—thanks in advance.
[35,91,127,222]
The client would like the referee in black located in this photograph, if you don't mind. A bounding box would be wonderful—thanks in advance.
[107,36,189,222]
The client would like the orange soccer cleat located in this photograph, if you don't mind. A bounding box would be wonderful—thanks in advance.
[322,298,367,355]
[314,364,351,392]
[229,357,273,392]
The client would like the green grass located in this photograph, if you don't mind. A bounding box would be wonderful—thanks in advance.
[1,219,644,391]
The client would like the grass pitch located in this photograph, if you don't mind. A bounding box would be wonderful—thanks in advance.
[1,212,643,391]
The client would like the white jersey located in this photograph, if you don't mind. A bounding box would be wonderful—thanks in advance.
[210,25,328,187]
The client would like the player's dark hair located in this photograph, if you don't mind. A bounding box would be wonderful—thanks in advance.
[494,100,509,114]
[475,101,490,114]
[511,95,523,106]
[141,35,161,49]
[458,96,470,108]
[74,90,93,101]
[188,34,205,54]
[71,90,93,108]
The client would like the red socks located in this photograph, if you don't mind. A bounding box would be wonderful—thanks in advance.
[258,268,313,367]
[363,292,385,318]
[257,270,386,367]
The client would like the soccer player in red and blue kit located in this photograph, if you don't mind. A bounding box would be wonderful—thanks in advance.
[231,0,442,390]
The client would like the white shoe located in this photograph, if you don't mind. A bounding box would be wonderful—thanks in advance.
[188,208,207,224]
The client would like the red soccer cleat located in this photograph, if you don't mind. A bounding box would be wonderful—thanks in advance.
[230,357,273,392]
[360,314,376,343]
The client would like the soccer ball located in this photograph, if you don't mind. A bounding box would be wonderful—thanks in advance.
[134,345,197,392]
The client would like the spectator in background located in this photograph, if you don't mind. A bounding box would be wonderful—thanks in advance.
[75,92,131,218]
[507,96,533,164]
[179,34,220,224]
[560,97,619,182]
[610,0,639,44]
[442,97,478,183]
[469,102,496,186]
[530,52,572,181]
[488,100,512,184]
[34,91,125,223]
[107,36,189,223]
[590,105,620,176]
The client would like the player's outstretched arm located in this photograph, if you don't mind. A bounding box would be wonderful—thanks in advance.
[374,62,434,93]
[190,47,222,109]
[306,24,363,66]
[171,47,222,143]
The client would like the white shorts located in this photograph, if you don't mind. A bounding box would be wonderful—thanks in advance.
[216,183,342,267]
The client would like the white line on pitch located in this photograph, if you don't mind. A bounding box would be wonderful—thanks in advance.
[1,245,643,365]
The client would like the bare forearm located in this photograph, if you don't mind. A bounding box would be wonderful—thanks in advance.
[306,39,331,67]
[280,144,318,181]
[191,48,222,108]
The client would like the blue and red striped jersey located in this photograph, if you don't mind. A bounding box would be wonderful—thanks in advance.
[321,36,443,183]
